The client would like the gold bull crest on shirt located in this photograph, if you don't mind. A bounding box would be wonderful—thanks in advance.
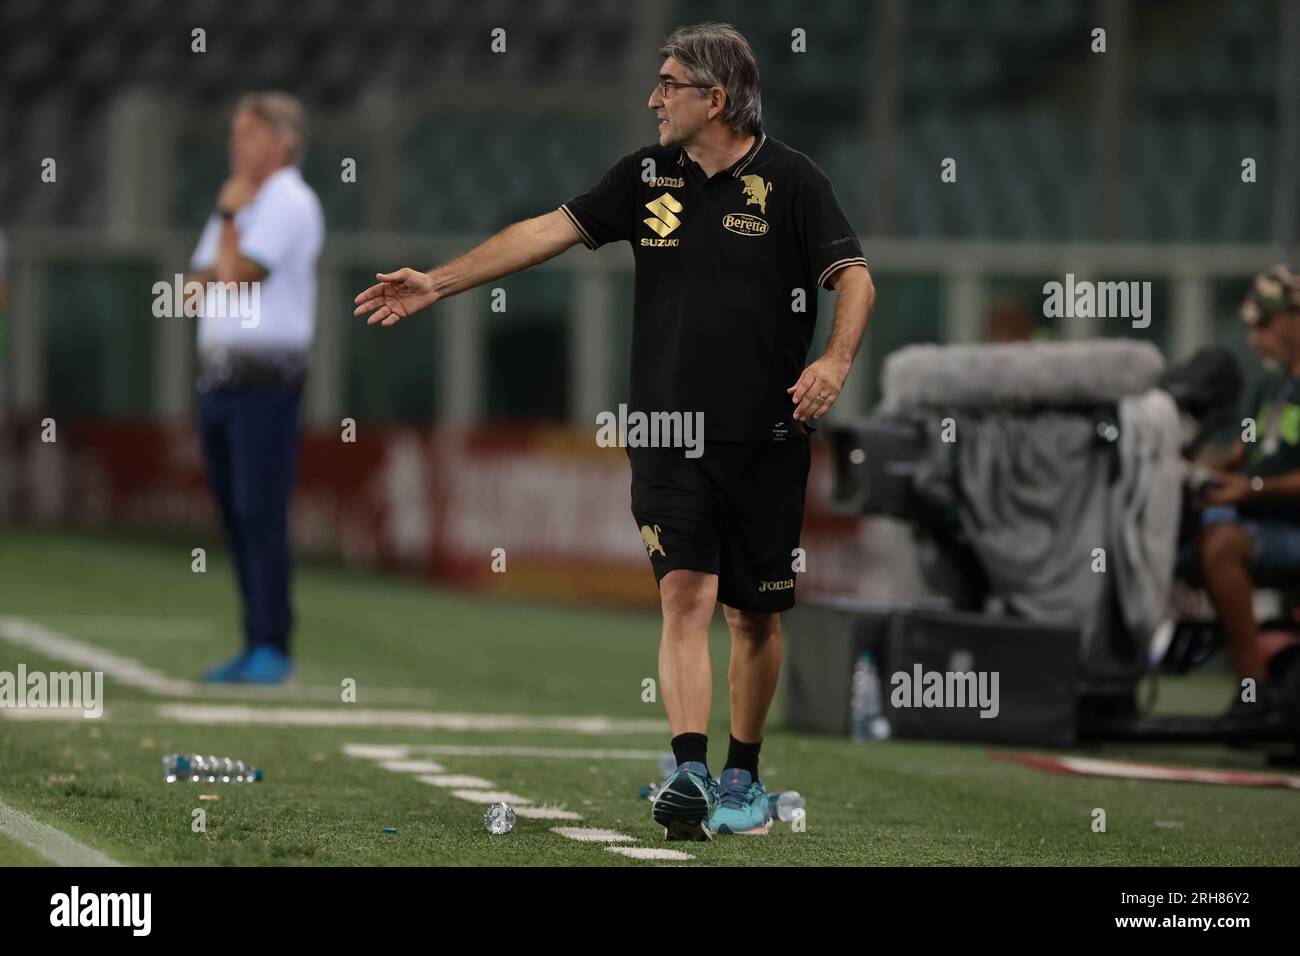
[640,524,667,557]
[739,174,773,214]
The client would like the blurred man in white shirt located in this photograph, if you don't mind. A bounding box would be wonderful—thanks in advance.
[187,92,323,684]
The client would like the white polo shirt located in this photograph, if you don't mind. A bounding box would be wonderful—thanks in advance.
[190,165,324,353]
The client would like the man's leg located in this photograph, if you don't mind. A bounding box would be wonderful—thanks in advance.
[658,568,718,750]
[228,389,302,663]
[197,392,251,606]
[1197,522,1265,683]
[722,604,781,779]
[652,568,720,839]
[627,444,721,838]
[712,436,808,787]
[197,392,253,680]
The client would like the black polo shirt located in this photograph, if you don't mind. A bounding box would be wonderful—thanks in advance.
[560,132,867,442]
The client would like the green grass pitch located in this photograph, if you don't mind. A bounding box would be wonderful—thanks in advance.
[0,529,1296,866]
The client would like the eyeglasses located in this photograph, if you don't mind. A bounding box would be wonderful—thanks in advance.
[657,78,714,98]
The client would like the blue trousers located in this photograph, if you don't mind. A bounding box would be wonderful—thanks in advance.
[197,388,302,654]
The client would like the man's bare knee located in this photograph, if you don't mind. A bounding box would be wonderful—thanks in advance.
[723,604,779,642]
[660,570,717,624]
[1198,523,1252,569]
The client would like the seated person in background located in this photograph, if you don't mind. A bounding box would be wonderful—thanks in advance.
[1196,265,1300,728]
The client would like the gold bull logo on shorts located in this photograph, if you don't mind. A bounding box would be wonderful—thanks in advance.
[640,524,666,557]
[740,174,773,214]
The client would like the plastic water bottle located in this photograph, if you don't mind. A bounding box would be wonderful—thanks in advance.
[163,754,262,783]
[850,650,891,741]
[483,802,515,835]
[768,791,806,822]
[657,753,677,777]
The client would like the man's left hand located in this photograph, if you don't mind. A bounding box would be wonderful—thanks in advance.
[788,353,851,423]
[217,175,257,216]
[1202,471,1253,506]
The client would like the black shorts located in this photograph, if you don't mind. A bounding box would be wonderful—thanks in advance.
[627,436,812,613]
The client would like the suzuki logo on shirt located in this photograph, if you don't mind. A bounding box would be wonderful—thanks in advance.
[642,193,683,246]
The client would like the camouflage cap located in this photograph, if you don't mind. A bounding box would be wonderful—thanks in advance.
[1241,264,1300,327]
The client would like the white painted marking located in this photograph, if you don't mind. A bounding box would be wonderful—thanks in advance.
[0,799,122,867]
[342,744,410,760]
[1058,754,1300,789]
[551,827,637,843]
[30,614,215,630]
[192,683,439,705]
[448,790,532,805]
[165,704,663,734]
[513,806,584,820]
[378,759,447,774]
[606,847,694,861]
[398,745,665,760]
[0,616,195,696]
[0,707,109,721]
[0,616,437,706]
[33,615,217,642]
[416,774,495,789]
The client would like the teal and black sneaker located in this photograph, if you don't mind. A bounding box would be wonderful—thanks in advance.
[709,768,773,836]
[651,760,718,841]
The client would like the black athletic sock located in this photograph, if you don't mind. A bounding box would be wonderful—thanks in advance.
[671,732,709,775]
[724,735,762,782]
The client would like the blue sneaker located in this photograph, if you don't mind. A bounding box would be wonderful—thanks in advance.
[651,760,718,841]
[234,646,295,685]
[709,768,773,836]
[202,649,251,683]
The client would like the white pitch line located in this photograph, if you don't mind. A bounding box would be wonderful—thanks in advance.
[29,616,217,643]
[0,616,195,696]
[24,614,216,632]
[0,708,107,721]
[514,807,584,821]
[607,847,694,861]
[343,744,410,760]
[0,616,438,706]
[551,827,637,843]
[448,790,532,805]
[0,799,122,867]
[379,759,448,774]
[189,683,440,706]
[396,745,667,760]
[164,704,664,734]
[342,745,684,857]
[416,774,495,789]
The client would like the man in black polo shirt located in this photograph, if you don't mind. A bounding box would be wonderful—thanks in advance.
[355,22,874,841]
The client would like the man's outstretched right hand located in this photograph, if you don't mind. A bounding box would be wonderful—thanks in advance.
[353,268,438,326]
